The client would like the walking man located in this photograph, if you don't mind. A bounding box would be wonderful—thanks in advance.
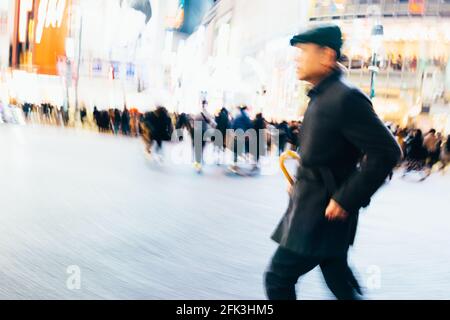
[265,25,402,300]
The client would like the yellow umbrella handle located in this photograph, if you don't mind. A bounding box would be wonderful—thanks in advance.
[279,150,301,186]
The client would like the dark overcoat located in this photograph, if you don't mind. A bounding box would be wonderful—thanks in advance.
[272,68,402,257]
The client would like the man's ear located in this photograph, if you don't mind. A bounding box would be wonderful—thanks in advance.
[320,47,337,68]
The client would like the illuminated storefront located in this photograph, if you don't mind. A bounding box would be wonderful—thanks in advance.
[2,0,72,106]
[33,0,70,75]
[0,0,15,104]
[308,0,450,133]
[0,0,13,70]
[9,0,71,75]
[6,0,158,111]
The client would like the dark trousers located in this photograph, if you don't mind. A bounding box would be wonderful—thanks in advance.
[427,150,440,168]
[154,138,163,153]
[264,246,361,300]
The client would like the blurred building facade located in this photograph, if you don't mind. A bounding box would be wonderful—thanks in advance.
[0,0,17,102]
[308,0,450,133]
[0,0,449,133]
[2,0,76,109]
[1,0,182,113]
[165,0,310,120]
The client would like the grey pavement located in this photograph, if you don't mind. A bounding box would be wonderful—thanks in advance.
[0,124,449,299]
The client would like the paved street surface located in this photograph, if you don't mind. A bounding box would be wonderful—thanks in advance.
[0,124,449,299]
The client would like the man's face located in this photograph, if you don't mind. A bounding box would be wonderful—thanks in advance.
[294,43,335,83]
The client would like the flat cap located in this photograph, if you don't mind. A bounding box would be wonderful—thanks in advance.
[290,24,343,59]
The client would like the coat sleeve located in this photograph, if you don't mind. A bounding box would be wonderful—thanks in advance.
[332,89,402,214]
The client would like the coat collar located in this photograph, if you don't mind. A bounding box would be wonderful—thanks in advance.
[307,67,343,99]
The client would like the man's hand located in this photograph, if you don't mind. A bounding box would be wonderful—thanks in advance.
[325,199,349,221]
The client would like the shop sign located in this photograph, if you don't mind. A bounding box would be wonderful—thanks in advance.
[33,0,70,75]
[409,0,425,15]
[126,63,135,79]
[92,59,102,75]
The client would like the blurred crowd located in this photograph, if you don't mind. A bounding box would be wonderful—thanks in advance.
[139,101,303,172]
[341,53,448,72]
[388,125,450,175]
[0,100,302,167]
[1,100,449,174]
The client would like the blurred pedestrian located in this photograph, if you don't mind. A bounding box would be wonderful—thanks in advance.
[93,106,100,130]
[22,103,31,121]
[141,106,174,162]
[276,121,289,156]
[405,129,426,163]
[113,109,122,135]
[439,135,450,172]
[192,100,215,172]
[101,110,110,132]
[214,107,231,164]
[252,112,267,170]
[229,106,253,173]
[265,25,401,300]
[121,106,131,136]
[423,129,439,169]
[288,121,301,152]
[80,106,87,125]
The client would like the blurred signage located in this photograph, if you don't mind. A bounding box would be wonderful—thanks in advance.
[126,63,135,79]
[421,104,431,114]
[371,24,384,37]
[92,59,102,75]
[35,0,66,44]
[409,0,425,15]
[110,61,120,80]
[107,61,135,80]
[33,0,71,75]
